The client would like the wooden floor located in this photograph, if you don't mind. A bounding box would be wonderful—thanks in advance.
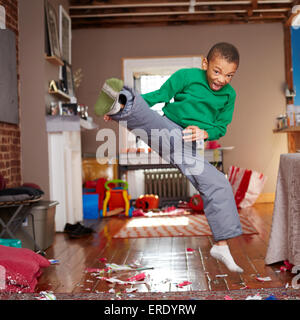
[36,203,293,293]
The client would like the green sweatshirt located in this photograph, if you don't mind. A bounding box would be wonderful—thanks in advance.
[141,68,236,141]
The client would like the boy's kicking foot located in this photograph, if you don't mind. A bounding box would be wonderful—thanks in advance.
[95,78,124,116]
[210,242,243,273]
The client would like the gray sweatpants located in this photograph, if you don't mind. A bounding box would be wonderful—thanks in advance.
[111,86,243,242]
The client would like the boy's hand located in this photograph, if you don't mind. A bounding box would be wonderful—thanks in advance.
[183,126,208,141]
[103,115,111,122]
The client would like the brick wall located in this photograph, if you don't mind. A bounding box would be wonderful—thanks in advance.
[0,0,21,188]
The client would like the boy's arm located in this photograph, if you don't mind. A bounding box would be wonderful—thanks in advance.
[141,69,186,107]
[205,93,236,141]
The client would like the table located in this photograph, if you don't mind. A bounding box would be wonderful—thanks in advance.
[265,153,300,266]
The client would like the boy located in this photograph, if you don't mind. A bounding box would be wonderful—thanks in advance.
[95,42,243,273]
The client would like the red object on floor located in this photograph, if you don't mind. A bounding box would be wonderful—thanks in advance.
[188,194,204,213]
[135,194,159,211]
[132,209,145,217]
[0,245,50,293]
[127,273,146,282]
[177,281,192,288]
[280,260,294,272]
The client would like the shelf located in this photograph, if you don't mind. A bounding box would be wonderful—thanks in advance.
[45,55,64,66]
[273,126,300,133]
[80,118,99,130]
[48,89,71,101]
[46,115,80,132]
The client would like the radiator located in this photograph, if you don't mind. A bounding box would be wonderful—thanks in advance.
[144,169,189,204]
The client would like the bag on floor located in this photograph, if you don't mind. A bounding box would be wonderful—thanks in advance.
[228,165,267,208]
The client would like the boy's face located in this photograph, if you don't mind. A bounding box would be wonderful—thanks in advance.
[203,55,238,91]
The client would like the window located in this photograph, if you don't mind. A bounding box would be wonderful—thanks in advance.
[134,74,171,150]
[134,74,171,115]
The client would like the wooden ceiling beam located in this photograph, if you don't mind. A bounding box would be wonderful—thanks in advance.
[71,12,286,26]
[70,4,292,15]
[69,0,293,6]
[69,0,294,28]
[71,18,284,29]
[70,2,292,11]
[70,9,289,20]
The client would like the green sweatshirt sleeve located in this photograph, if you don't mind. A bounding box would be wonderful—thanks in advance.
[205,91,236,141]
[141,69,186,107]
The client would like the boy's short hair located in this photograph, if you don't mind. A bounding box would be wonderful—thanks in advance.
[207,42,240,67]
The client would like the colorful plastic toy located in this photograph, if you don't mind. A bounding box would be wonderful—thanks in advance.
[188,194,204,213]
[101,179,132,217]
[135,194,159,211]
[83,178,111,210]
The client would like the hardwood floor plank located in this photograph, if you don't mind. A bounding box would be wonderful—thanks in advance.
[37,233,100,292]
[241,204,273,245]
[226,236,258,290]
[185,237,209,291]
[140,237,173,292]
[170,237,188,285]
[196,236,229,291]
[230,231,291,289]
[71,236,114,293]
[90,237,132,293]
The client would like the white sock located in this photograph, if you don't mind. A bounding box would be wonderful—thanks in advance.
[210,244,243,273]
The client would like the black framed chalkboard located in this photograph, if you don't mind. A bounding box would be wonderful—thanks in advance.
[0,29,19,124]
